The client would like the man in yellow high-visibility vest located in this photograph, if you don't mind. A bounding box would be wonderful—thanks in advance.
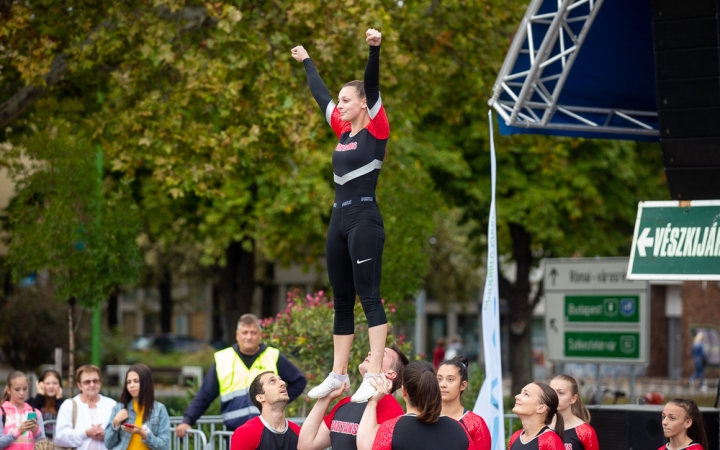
[175,314,307,435]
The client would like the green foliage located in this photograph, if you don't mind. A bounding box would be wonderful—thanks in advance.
[0,287,68,369]
[261,290,412,402]
[3,113,142,307]
[460,362,485,411]
[426,208,482,307]
[123,347,217,371]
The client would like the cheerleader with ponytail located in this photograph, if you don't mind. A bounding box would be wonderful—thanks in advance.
[550,375,599,450]
[660,398,708,450]
[438,356,491,450]
[508,382,564,450]
[371,361,473,450]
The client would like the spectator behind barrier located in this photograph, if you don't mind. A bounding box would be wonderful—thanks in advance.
[0,371,45,450]
[27,370,65,440]
[105,364,170,450]
[55,365,117,450]
[175,314,307,436]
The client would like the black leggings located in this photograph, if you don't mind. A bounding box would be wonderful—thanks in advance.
[326,199,387,335]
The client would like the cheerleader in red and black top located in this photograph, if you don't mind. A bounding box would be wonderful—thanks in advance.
[508,382,564,450]
[230,372,300,450]
[659,398,708,450]
[371,361,475,450]
[438,356,491,450]
[550,375,598,450]
[291,28,389,404]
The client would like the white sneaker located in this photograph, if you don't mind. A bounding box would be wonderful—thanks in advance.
[307,373,349,399]
[351,373,378,402]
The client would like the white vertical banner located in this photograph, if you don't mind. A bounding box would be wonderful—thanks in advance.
[473,110,505,450]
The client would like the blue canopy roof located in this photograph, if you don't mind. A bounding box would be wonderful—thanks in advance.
[495,0,659,141]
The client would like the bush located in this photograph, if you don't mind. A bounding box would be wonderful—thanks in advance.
[261,289,412,416]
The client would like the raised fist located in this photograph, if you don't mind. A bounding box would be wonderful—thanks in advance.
[366,28,382,46]
[291,46,310,62]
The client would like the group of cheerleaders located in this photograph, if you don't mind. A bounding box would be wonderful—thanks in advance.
[374,357,707,450]
[292,27,710,450]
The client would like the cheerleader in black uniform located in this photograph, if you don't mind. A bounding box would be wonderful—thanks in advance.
[550,375,598,450]
[508,382,564,450]
[291,28,389,403]
[659,398,708,450]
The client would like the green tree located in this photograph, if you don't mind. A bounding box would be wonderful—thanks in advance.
[3,108,142,384]
[391,0,669,394]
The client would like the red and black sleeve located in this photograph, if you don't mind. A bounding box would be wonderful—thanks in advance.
[230,417,263,450]
[372,417,400,450]
[576,423,599,450]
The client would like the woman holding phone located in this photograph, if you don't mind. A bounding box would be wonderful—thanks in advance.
[105,364,170,450]
[0,371,45,450]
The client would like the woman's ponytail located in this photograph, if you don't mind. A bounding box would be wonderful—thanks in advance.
[553,408,565,443]
[535,382,565,443]
[403,361,442,424]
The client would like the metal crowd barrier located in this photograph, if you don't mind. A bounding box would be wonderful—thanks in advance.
[207,431,234,450]
[171,427,208,450]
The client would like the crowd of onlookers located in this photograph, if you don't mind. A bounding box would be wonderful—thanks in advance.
[1,363,169,450]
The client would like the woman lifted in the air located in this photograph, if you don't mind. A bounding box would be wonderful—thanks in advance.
[291,28,389,402]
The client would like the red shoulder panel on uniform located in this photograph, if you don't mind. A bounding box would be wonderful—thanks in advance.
[288,421,301,435]
[330,107,352,139]
[509,430,523,450]
[230,417,263,450]
[537,430,564,450]
[461,411,491,450]
[376,395,404,424]
[575,423,599,450]
[372,416,401,450]
[366,106,389,140]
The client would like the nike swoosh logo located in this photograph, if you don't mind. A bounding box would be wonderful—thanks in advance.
[357,258,372,264]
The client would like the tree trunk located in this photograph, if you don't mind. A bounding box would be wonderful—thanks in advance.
[261,262,275,319]
[220,241,255,342]
[505,223,535,396]
[67,298,76,398]
[211,282,223,342]
[159,268,173,333]
[237,241,255,321]
[107,288,119,329]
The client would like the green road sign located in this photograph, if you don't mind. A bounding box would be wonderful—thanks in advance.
[544,258,648,364]
[565,332,640,359]
[628,201,720,280]
[565,295,639,323]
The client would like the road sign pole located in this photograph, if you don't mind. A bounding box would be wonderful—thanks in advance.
[630,365,636,404]
[596,364,601,404]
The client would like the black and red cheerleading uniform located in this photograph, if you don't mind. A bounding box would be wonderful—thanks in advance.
[563,423,598,450]
[229,416,300,450]
[372,414,475,450]
[508,427,564,450]
[460,410,492,450]
[302,45,389,334]
[658,443,704,450]
[323,395,403,449]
